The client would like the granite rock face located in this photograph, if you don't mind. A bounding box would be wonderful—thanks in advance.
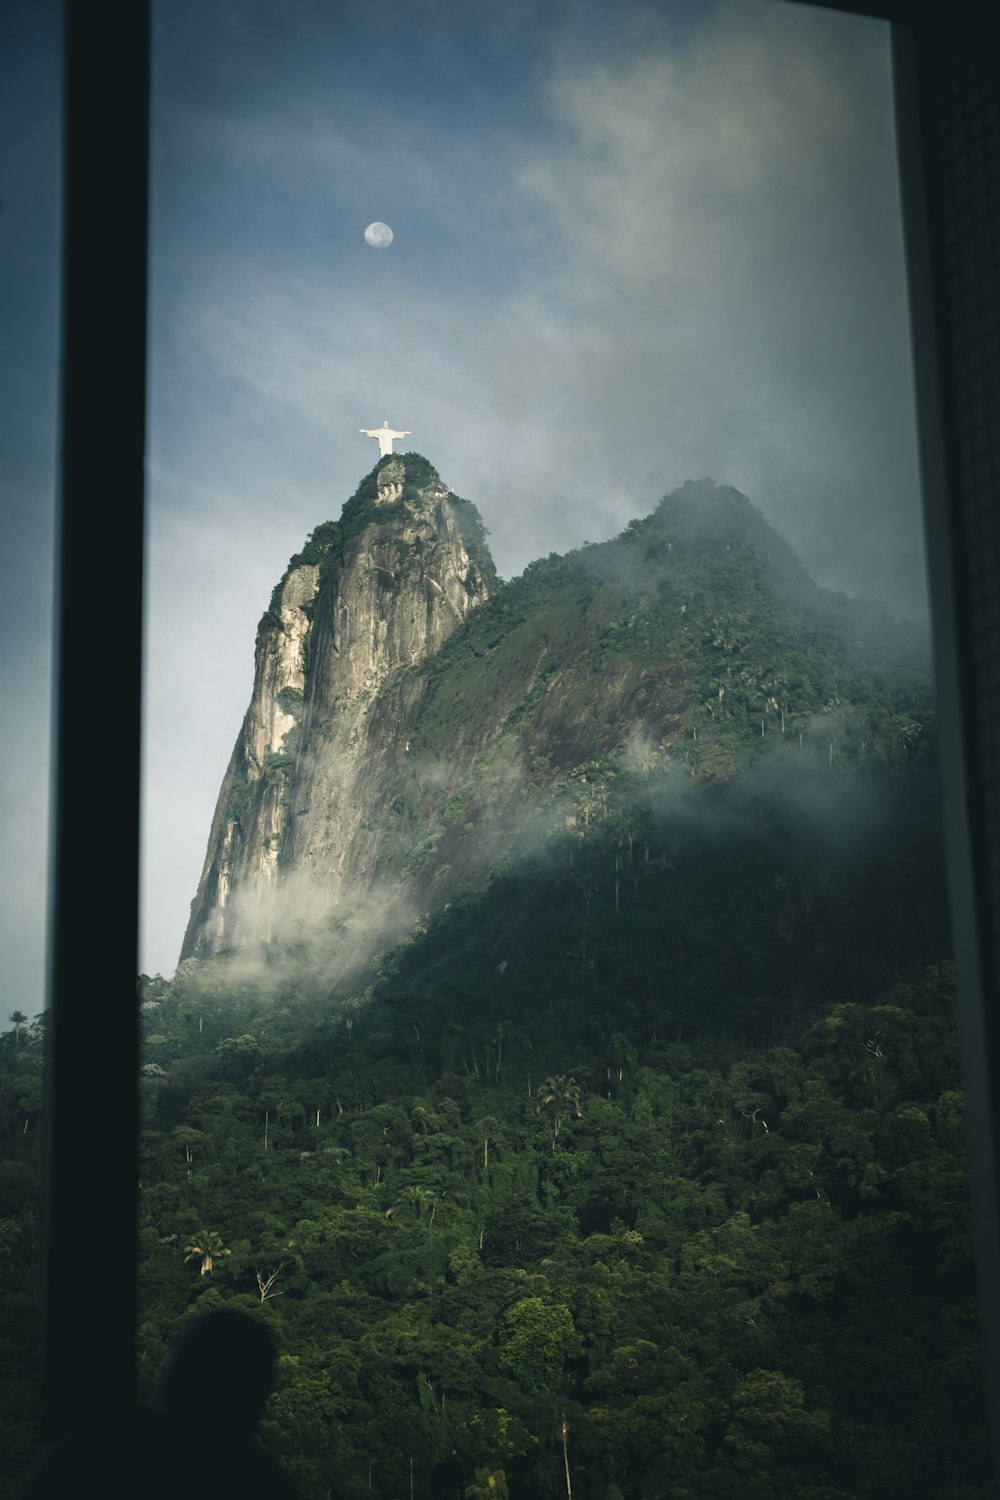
[181,456,494,960]
[183,468,925,979]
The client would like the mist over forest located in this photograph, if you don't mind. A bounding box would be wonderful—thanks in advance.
[1,465,986,1500]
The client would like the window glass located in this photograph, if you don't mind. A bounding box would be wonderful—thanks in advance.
[133,4,989,1498]
[0,0,61,1484]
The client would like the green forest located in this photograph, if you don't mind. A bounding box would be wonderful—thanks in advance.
[0,478,992,1498]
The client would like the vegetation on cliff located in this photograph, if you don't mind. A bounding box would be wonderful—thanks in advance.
[324,479,935,927]
[0,478,986,1499]
[257,455,496,635]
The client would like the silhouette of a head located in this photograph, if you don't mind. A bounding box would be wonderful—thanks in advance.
[151,1307,277,1437]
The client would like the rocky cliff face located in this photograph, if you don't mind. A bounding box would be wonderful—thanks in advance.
[183,467,932,979]
[181,455,495,960]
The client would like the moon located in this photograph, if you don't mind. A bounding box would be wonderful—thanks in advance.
[364,221,394,248]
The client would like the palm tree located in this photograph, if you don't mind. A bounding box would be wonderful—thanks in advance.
[184,1230,231,1276]
[465,1469,509,1500]
[402,1185,443,1230]
[537,1075,583,1113]
[9,1011,27,1045]
[536,1075,583,1146]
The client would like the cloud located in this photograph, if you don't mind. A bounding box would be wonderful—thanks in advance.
[170,103,368,182]
[155,0,920,608]
[142,0,926,978]
[176,866,422,1001]
[480,1,922,603]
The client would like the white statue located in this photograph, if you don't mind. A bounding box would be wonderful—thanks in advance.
[359,419,411,457]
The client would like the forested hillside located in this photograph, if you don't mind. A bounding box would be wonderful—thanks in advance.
[0,479,990,1498]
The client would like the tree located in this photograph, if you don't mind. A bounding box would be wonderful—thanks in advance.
[721,1368,831,1489]
[171,1124,205,1167]
[558,1414,573,1500]
[15,1076,43,1134]
[537,1076,583,1146]
[184,1230,231,1276]
[465,1469,509,1500]
[490,1022,530,1083]
[498,1298,580,1394]
[401,1185,442,1230]
[8,1011,27,1045]
[255,1265,284,1302]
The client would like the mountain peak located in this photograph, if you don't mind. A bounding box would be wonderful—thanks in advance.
[183,472,931,974]
[181,459,496,963]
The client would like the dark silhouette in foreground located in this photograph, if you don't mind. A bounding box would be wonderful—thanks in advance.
[21,1308,296,1499]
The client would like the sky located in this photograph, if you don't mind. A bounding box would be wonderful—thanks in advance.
[0,0,929,1008]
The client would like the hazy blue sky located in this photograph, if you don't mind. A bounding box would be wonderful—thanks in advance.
[1,0,928,1005]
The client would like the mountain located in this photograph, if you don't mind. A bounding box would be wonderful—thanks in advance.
[5,458,985,1500]
[182,454,936,996]
[182,453,495,961]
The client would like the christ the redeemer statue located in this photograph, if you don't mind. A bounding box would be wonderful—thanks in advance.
[359,419,411,457]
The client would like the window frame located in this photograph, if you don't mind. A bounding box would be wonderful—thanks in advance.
[41,1,1000,1483]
